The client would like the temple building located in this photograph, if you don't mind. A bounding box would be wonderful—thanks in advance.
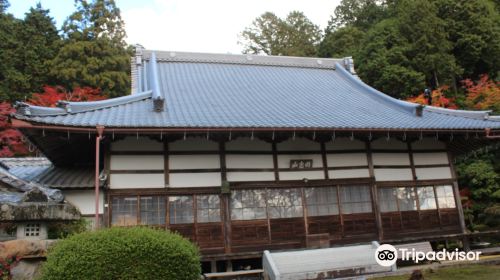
[10,48,500,268]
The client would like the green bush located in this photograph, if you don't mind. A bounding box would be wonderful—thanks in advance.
[39,227,201,280]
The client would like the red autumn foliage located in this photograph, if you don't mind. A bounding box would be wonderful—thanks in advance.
[28,86,106,107]
[406,85,459,109]
[462,74,500,113]
[0,86,107,157]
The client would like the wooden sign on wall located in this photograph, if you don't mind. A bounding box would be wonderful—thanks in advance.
[290,159,313,169]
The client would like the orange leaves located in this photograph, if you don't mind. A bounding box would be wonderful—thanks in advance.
[462,74,500,113]
[406,85,458,109]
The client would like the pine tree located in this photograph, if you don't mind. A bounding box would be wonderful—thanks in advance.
[49,0,131,97]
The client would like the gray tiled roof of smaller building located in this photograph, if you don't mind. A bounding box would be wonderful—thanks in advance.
[13,50,500,131]
[0,157,102,189]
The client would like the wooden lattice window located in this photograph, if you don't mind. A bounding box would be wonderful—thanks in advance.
[267,188,303,219]
[230,189,267,220]
[418,186,437,210]
[340,185,372,214]
[436,185,456,209]
[196,195,221,223]
[169,196,194,224]
[111,196,138,226]
[305,187,339,216]
[140,196,166,225]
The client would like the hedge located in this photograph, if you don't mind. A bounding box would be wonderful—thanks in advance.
[39,227,201,280]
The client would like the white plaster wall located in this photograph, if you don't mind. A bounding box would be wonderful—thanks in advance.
[227,172,275,182]
[169,155,220,169]
[327,153,367,167]
[277,154,323,168]
[64,190,104,215]
[110,173,165,188]
[411,138,446,150]
[371,138,407,150]
[372,153,410,165]
[279,171,325,180]
[226,137,272,151]
[226,154,273,169]
[415,167,452,180]
[169,137,218,151]
[110,155,163,170]
[329,169,370,179]
[374,168,413,181]
[277,138,320,151]
[169,172,221,188]
[325,137,365,150]
[413,152,449,165]
[111,137,163,151]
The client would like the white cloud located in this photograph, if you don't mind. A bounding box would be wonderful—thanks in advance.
[120,0,340,53]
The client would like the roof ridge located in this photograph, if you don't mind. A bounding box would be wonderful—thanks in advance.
[141,50,343,69]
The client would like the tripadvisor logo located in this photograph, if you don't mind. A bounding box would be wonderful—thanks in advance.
[375,243,482,267]
[375,244,397,267]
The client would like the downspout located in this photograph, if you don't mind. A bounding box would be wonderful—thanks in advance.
[95,125,105,229]
[485,128,500,139]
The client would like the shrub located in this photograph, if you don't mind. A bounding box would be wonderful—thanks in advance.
[39,227,200,280]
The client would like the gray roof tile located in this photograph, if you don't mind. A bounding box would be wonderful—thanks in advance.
[13,50,500,130]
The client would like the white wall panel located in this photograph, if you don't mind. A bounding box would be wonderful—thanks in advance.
[169,155,220,169]
[226,154,273,169]
[279,171,325,180]
[416,167,452,180]
[413,152,449,165]
[372,153,410,165]
[110,174,165,189]
[169,137,218,151]
[411,138,446,150]
[227,172,275,182]
[226,137,272,151]
[111,137,163,151]
[64,190,104,215]
[169,173,221,188]
[325,137,365,150]
[374,168,413,181]
[329,168,370,179]
[371,138,407,150]
[277,138,320,151]
[110,155,163,170]
[277,154,323,168]
[327,153,367,167]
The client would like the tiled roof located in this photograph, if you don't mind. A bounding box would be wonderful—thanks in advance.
[0,157,102,189]
[13,50,500,131]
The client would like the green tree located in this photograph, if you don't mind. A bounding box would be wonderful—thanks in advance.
[0,7,27,102]
[240,11,321,57]
[318,26,364,58]
[20,4,61,95]
[0,0,9,14]
[329,0,389,31]
[355,19,426,98]
[0,2,60,102]
[49,0,131,97]
[434,0,500,79]
[397,0,462,88]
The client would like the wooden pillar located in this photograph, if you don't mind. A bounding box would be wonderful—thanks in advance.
[447,149,469,251]
[163,139,170,186]
[219,141,232,253]
[320,142,329,179]
[366,141,383,241]
[272,142,279,181]
[407,140,422,229]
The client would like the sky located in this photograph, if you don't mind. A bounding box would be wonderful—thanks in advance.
[9,0,341,54]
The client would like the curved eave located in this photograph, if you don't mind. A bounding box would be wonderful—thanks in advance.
[15,90,152,117]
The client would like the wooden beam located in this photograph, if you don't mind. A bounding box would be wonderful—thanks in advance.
[320,142,329,179]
